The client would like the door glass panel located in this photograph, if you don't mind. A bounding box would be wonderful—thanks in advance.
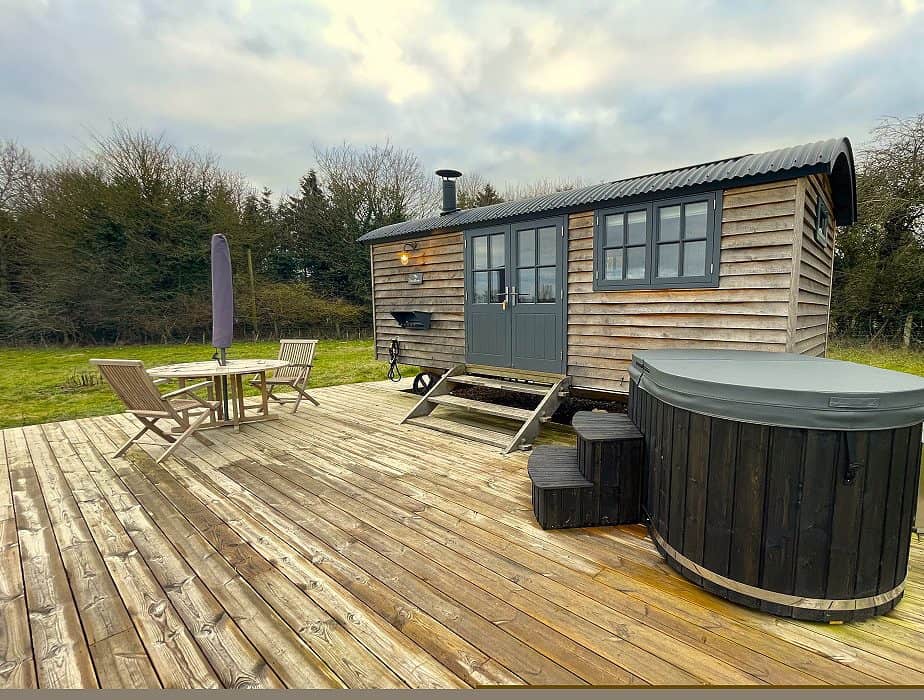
[473,271,489,303]
[537,267,556,302]
[605,214,624,247]
[489,233,505,268]
[626,247,646,279]
[473,236,488,270]
[517,229,535,267]
[684,201,708,239]
[538,226,557,265]
[604,248,623,280]
[627,210,647,244]
[659,205,681,242]
[658,243,679,278]
[517,268,535,303]
[489,269,506,303]
[683,240,707,276]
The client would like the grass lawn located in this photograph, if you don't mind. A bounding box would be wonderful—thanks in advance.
[827,341,924,377]
[0,339,417,430]
[1,338,922,430]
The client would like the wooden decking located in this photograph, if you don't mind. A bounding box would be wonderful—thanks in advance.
[2,380,923,688]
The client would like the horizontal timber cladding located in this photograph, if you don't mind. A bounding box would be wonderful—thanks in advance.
[567,180,803,393]
[372,232,465,369]
[793,174,837,356]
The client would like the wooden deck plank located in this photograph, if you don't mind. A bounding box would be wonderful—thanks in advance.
[5,428,98,688]
[0,429,37,689]
[0,380,921,688]
[236,416,832,685]
[21,424,160,688]
[96,416,470,689]
[43,420,226,689]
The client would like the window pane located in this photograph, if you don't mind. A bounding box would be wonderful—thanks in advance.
[489,233,505,268]
[604,248,623,280]
[473,271,489,303]
[517,229,535,267]
[605,214,624,247]
[517,268,535,303]
[538,226,557,265]
[658,243,679,278]
[684,201,708,239]
[659,205,681,242]
[683,240,707,277]
[626,246,646,279]
[537,267,556,302]
[473,236,488,270]
[489,269,506,302]
[627,210,647,244]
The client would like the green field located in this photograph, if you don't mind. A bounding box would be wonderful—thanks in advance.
[0,339,921,430]
[0,339,417,430]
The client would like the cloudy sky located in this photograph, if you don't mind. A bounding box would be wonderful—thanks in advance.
[2,0,922,195]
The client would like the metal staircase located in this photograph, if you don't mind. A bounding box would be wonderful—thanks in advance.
[400,364,571,453]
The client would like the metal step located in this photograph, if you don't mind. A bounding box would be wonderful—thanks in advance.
[405,415,513,449]
[429,394,533,421]
[446,374,554,396]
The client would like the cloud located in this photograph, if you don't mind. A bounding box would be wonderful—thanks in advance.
[0,0,922,197]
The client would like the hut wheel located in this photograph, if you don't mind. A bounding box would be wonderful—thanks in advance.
[412,371,440,395]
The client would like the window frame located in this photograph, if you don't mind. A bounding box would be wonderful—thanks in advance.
[814,197,830,247]
[593,190,723,291]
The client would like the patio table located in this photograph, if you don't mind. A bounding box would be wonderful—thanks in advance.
[147,358,289,431]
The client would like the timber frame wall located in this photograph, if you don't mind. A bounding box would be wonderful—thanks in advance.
[370,175,838,395]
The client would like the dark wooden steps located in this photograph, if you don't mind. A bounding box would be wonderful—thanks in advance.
[527,446,594,530]
[529,411,645,530]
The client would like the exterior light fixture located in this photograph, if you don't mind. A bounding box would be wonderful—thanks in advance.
[400,241,417,266]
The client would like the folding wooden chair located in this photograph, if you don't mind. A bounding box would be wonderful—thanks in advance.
[250,339,320,413]
[91,359,219,464]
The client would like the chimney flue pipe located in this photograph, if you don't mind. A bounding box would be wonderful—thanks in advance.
[436,168,462,215]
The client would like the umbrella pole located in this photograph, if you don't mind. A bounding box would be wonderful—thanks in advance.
[219,348,230,420]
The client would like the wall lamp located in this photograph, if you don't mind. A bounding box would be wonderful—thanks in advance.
[399,241,418,266]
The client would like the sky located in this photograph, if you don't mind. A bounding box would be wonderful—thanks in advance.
[1,0,923,196]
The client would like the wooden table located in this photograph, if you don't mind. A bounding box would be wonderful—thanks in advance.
[147,358,289,431]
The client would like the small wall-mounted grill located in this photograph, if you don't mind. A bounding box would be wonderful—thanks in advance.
[390,311,432,330]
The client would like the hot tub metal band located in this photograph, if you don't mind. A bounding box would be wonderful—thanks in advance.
[650,529,905,612]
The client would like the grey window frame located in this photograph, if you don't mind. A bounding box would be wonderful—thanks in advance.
[814,197,830,247]
[593,190,723,291]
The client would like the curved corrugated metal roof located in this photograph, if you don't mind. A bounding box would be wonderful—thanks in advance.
[358,137,857,244]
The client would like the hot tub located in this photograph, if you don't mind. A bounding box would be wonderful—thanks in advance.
[628,349,924,621]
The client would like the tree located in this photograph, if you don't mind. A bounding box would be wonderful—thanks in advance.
[832,115,924,344]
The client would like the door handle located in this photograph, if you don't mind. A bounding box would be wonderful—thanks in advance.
[501,286,509,311]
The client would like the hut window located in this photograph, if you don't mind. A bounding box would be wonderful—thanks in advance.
[472,232,506,303]
[815,198,830,246]
[594,191,720,290]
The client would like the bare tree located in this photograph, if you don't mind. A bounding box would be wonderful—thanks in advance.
[501,176,586,202]
[0,140,38,213]
[315,141,438,228]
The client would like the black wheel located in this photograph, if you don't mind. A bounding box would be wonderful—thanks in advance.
[412,371,440,395]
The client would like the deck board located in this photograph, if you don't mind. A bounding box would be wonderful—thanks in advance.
[1,379,922,688]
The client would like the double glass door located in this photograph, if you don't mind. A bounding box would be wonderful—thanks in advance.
[464,216,565,373]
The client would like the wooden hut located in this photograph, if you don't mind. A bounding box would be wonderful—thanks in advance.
[359,138,858,450]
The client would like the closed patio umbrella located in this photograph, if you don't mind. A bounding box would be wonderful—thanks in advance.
[211,233,234,417]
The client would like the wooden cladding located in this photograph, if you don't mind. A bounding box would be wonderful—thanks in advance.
[370,174,837,393]
[567,180,800,392]
[372,232,465,369]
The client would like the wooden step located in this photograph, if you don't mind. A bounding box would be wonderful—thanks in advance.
[447,374,553,396]
[527,446,594,530]
[405,415,513,449]
[429,394,533,421]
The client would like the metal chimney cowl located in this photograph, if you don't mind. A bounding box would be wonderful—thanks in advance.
[436,168,462,215]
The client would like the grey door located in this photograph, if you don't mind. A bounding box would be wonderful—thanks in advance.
[465,217,566,373]
[465,226,511,367]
